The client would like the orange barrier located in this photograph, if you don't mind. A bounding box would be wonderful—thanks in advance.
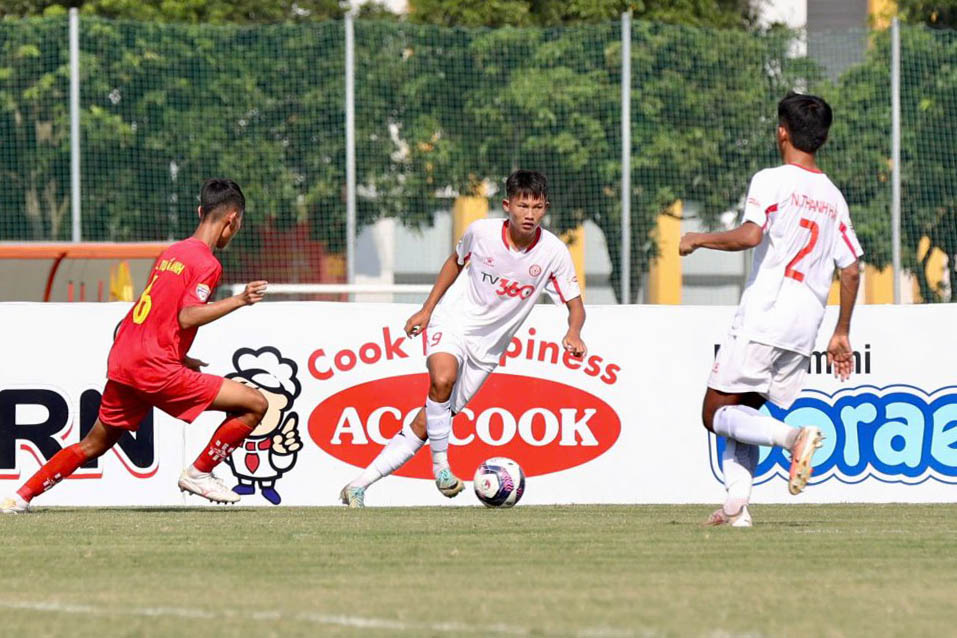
[0,242,170,301]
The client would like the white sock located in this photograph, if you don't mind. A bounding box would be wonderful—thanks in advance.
[713,404,798,449]
[350,422,425,489]
[426,397,452,476]
[186,465,208,478]
[722,438,758,505]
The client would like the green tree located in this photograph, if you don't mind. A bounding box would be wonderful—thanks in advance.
[0,19,70,240]
[828,25,957,301]
[897,0,957,28]
[395,0,801,300]
[408,0,757,29]
[1,1,346,22]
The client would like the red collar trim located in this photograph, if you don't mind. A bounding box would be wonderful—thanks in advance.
[789,162,823,174]
[502,220,542,253]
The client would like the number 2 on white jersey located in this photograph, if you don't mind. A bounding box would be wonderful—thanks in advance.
[784,218,819,282]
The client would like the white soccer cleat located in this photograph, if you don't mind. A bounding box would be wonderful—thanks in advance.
[178,469,240,504]
[435,467,465,498]
[339,484,365,508]
[788,426,824,495]
[704,505,752,527]
[704,500,752,528]
[1,495,30,515]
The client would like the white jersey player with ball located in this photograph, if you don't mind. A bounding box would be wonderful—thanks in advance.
[341,170,586,507]
[680,92,862,527]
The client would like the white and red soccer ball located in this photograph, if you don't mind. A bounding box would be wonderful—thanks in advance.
[472,456,525,508]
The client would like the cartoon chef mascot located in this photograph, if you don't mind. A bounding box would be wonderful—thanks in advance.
[224,346,302,504]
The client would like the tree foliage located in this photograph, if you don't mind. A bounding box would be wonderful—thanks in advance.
[3,1,952,301]
[827,25,957,301]
[898,0,957,28]
[408,0,757,29]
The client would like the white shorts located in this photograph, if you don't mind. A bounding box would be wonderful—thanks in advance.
[708,333,809,409]
[425,321,495,414]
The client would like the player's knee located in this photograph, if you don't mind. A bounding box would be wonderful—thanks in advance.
[247,389,268,422]
[77,438,109,459]
[429,374,455,400]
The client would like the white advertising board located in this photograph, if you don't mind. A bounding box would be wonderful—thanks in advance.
[0,302,954,506]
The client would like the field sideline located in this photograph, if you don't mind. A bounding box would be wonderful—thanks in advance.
[1,504,955,637]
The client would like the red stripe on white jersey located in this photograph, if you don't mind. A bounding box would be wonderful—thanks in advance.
[549,274,568,304]
[788,162,823,174]
[763,203,778,231]
[502,221,542,252]
[839,222,859,258]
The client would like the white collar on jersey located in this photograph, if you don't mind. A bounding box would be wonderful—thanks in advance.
[501,220,543,253]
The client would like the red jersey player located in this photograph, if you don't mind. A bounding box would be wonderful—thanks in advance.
[2,178,269,513]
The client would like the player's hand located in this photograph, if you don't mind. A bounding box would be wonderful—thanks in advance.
[272,413,301,455]
[183,355,208,371]
[827,332,854,381]
[562,332,586,358]
[404,308,431,338]
[240,281,268,306]
[678,233,699,256]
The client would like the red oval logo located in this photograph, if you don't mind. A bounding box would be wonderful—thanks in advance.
[308,373,620,479]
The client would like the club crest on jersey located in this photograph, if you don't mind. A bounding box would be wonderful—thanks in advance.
[482,255,495,266]
[529,264,542,277]
[195,284,211,302]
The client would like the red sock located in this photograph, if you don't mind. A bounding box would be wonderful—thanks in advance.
[192,417,254,473]
[17,444,89,502]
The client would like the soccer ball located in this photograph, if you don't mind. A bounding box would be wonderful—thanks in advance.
[472,457,525,508]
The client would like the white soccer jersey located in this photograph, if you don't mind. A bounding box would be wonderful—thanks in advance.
[430,218,581,366]
[730,163,863,356]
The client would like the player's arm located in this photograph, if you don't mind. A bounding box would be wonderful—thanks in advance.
[827,260,860,381]
[562,296,586,358]
[679,222,763,255]
[404,252,463,337]
[178,281,267,330]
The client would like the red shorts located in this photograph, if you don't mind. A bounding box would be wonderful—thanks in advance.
[98,369,224,430]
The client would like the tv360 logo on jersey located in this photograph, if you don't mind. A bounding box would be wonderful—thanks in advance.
[481,272,534,299]
[308,373,621,478]
[709,385,957,486]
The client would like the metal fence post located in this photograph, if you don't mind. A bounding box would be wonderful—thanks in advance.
[70,8,81,242]
[891,16,902,304]
[345,11,357,291]
[621,12,632,304]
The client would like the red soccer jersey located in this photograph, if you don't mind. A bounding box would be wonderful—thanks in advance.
[107,237,222,391]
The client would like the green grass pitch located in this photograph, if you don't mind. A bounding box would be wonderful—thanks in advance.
[1,504,955,637]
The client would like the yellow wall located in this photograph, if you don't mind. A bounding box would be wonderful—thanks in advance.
[868,0,897,29]
[864,265,894,304]
[914,237,949,301]
[452,196,489,244]
[647,201,682,305]
[561,226,586,295]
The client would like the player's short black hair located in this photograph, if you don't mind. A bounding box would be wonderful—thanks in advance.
[200,178,245,218]
[778,92,832,154]
[505,170,548,201]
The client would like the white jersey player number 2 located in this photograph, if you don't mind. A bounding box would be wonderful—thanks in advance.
[784,217,819,282]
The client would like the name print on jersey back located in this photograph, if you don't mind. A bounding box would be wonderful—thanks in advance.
[732,164,863,356]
